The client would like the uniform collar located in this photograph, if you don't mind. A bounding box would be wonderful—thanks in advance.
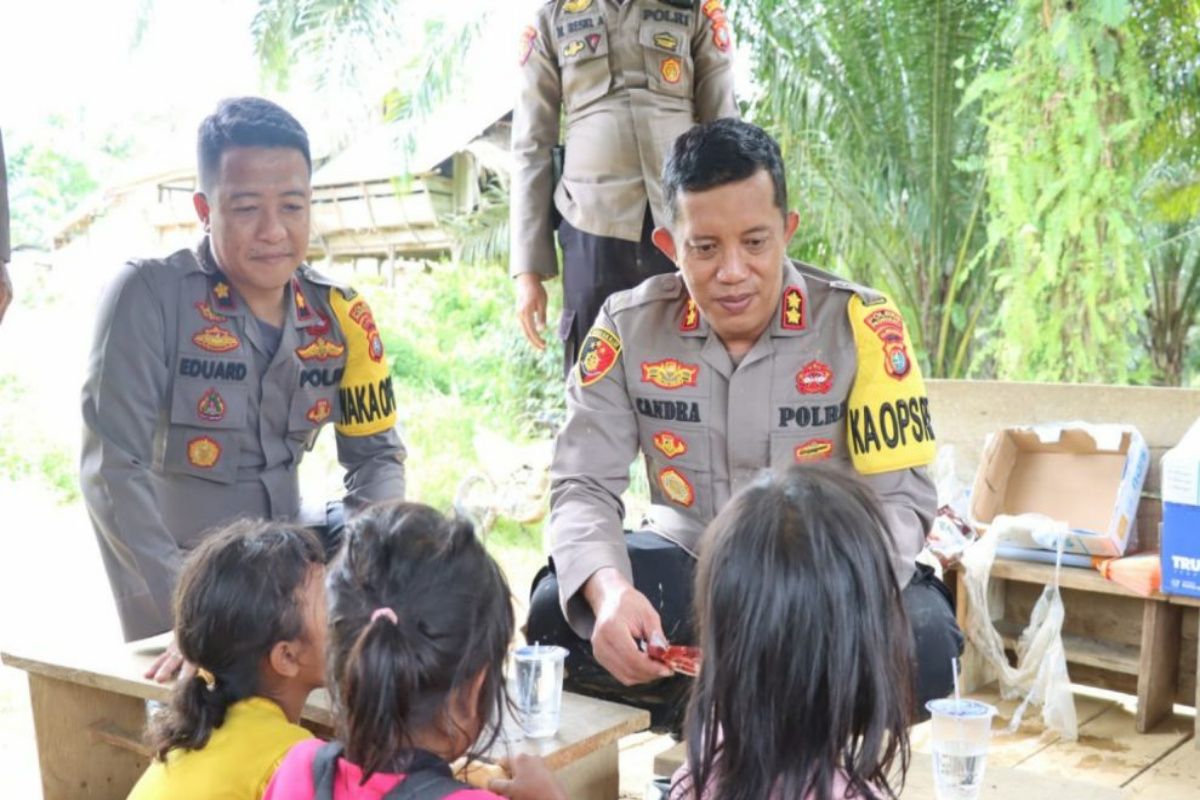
[768,260,810,338]
[194,236,315,329]
[677,259,810,341]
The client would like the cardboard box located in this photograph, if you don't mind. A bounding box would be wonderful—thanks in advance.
[1161,417,1200,598]
[969,423,1149,557]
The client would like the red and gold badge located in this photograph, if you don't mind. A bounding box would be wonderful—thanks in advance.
[863,308,912,380]
[305,311,331,337]
[212,281,236,312]
[703,0,731,52]
[781,286,805,330]
[348,300,385,363]
[577,327,621,387]
[564,0,592,12]
[658,467,695,507]
[652,431,688,460]
[197,388,227,422]
[187,436,222,469]
[641,358,699,390]
[680,297,700,332]
[795,360,833,395]
[293,279,313,321]
[794,438,834,463]
[194,301,227,324]
[306,398,332,424]
[519,26,537,66]
[296,337,346,362]
[660,56,682,84]
[192,325,240,353]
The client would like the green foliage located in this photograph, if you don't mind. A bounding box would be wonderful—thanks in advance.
[729,0,1008,378]
[6,115,131,249]
[969,0,1156,382]
[0,376,81,506]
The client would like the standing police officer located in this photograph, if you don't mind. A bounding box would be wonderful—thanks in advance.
[81,98,406,655]
[511,0,738,369]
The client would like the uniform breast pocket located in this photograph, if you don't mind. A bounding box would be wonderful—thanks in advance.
[162,381,249,483]
[286,389,337,451]
[639,24,692,97]
[647,459,714,521]
[560,28,612,111]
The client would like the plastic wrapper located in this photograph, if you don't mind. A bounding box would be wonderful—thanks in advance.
[926,445,980,568]
[960,515,1078,741]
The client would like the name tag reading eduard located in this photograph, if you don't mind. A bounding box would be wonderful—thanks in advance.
[845,295,936,474]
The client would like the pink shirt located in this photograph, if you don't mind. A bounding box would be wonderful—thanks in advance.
[264,739,501,800]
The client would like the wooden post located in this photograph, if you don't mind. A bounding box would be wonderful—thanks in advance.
[1135,599,1182,732]
[28,673,150,800]
[956,568,1006,692]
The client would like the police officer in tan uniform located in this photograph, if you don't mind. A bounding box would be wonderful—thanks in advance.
[526,119,963,728]
[81,98,406,656]
[0,129,13,324]
[511,0,738,370]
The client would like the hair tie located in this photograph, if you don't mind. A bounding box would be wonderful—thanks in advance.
[195,667,217,691]
[370,607,399,626]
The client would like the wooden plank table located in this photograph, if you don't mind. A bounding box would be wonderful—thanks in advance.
[1,635,649,800]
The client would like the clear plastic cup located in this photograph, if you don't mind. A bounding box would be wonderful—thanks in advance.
[512,644,568,738]
[925,698,997,800]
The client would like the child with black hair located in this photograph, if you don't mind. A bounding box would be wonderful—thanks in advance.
[672,467,913,800]
[128,519,328,799]
[265,501,565,800]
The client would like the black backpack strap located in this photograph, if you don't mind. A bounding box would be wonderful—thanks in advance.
[311,741,346,800]
[381,750,472,800]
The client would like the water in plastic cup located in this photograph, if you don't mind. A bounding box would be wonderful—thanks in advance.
[925,698,997,800]
[513,644,568,738]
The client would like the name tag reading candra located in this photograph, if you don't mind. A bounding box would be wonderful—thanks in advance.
[636,397,701,423]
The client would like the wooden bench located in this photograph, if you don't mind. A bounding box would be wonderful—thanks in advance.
[928,380,1200,744]
[0,634,649,800]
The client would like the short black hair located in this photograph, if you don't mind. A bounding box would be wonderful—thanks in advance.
[662,118,788,221]
[197,97,312,192]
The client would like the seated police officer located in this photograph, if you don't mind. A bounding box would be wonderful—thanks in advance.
[526,118,963,728]
[80,98,406,675]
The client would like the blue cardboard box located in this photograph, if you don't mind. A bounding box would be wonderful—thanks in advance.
[1162,502,1200,598]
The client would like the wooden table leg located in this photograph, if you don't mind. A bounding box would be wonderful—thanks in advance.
[554,740,619,800]
[27,673,150,800]
[956,568,1005,693]
[1135,599,1182,733]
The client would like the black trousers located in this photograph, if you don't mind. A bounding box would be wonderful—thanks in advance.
[526,531,965,733]
[557,208,677,373]
[312,500,346,562]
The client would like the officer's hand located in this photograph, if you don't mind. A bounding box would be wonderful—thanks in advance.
[488,754,567,800]
[515,272,548,351]
[0,262,12,324]
[583,568,673,686]
[145,636,195,684]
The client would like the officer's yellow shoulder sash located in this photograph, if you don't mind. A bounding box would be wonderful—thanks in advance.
[845,294,936,474]
[329,288,397,437]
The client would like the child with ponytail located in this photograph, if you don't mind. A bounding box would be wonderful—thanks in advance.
[264,501,565,800]
[128,519,328,799]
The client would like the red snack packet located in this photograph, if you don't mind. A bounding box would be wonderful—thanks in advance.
[646,643,701,676]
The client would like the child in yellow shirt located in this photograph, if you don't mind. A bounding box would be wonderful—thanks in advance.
[128,519,328,800]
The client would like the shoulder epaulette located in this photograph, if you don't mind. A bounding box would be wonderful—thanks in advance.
[298,264,358,301]
[607,272,686,316]
[794,261,886,306]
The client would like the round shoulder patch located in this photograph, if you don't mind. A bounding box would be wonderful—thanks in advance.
[577,327,622,387]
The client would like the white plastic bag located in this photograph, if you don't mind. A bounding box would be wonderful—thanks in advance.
[960,514,1078,741]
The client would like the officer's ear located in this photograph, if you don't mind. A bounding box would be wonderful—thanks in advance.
[193,192,212,232]
[783,210,800,244]
[651,226,678,264]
